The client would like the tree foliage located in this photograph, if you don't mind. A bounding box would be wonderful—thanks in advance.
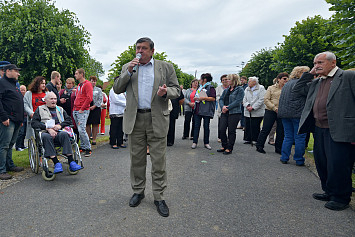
[325,0,355,68]
[271,15,337,73]
[0,0,103,85]
[241,48,279,88]
[107,45,194,91]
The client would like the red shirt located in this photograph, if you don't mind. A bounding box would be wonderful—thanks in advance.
[32,92,46,113]
[73,80,93,111]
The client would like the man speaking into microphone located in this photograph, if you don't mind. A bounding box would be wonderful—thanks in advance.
[114,37,180,217]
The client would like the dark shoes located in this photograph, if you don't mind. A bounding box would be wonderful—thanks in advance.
[312,193,330,201]
[217,148,225,153]
[324,201,349,211]
[0,172,12,180]
[84,150,92,157]
[120,144,127,148]
[280,160,288,164]
[256,146,266,154]
[182,136,187,140]
[223,149,232,155]
[275,150,281,154]
[167,143,173,146]
[8,166,24,172]
[154,200,169,217]
[244,141,252,144]
[129,193,145,207]
[111,145,119,149]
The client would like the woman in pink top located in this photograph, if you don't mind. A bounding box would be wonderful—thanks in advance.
[182,79,199,140]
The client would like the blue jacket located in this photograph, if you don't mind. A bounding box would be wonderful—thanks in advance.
[219,86,244,114]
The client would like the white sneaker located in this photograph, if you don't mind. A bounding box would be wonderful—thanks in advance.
[204,144,212,150]
[191,143,197,149]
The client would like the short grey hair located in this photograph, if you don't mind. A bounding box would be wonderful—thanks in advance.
[315,51,336,61]
[44,91,56,101]
[248,76,259,84]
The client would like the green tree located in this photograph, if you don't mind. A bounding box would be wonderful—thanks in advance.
[271,16,337,73]
[325,0,355,68]
[0,0,102,85]
[108,44,194,91]
[241,48,279,88]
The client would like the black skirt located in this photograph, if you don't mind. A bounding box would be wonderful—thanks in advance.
[87,107,101,125]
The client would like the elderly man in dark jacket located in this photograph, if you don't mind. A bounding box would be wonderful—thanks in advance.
[278,66,310,166]
[293,51,355,211]
[0,64,24,180]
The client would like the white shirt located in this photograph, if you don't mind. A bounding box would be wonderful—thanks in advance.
[137,58,155,109]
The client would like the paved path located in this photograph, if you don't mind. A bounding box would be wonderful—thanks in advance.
[1,116,354,236]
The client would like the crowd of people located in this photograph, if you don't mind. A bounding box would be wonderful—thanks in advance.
[0,46,354,216]
[0,62,127,181]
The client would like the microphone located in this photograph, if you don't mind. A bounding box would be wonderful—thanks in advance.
[132,53,142,73]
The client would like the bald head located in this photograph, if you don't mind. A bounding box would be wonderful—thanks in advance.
[45,92,57,108]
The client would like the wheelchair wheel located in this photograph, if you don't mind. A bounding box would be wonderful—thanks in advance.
[67,165,79,175]
[28,137,39,174]
[42,167,56,181]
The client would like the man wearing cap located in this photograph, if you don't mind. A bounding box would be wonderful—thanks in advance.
[0,64,25,180]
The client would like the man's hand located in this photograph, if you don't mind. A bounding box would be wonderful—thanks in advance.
[127,57,140,74]
[157,84,168,97]
[60,98,66,104]
[79,109,84,114]
[2,119,10,126]
[48,128,57,138]
[188,102,194,107]
[89,105,96,111]
[53,124,61,131]
[310,66,317,75]
[222,106,229,113]
[247,106,253,112]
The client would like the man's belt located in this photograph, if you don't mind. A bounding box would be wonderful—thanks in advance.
[137,108,151,113]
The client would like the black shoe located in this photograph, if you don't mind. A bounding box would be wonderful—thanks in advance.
[223,150,232,155]
[312,193,330,201]
[8,166,24,172]
[167,143,173,146]
[217,148,225,153]
[244,141,251,144]
[111,145,119,149]
[275,150,281,154]
[85,150,92,157]
[129,193,145,207]
[182,136,187,140]
[296,163,305,166]
[324,201,349,211]
[256,147,266,154]
[154,200,169,217]
[280,160,288,164]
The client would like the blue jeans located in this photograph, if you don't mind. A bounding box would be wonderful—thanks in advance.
[193,115,211,144]
[280,118,306,165]
[0,121,21,173]
[73,110,91,150]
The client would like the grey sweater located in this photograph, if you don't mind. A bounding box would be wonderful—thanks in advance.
[278,78,306,119]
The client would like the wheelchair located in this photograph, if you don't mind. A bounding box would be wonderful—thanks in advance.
[28,126,83,181]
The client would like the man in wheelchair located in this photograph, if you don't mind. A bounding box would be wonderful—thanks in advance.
[31,92,82,174]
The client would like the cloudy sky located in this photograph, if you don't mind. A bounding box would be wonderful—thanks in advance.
[54,0,333,83]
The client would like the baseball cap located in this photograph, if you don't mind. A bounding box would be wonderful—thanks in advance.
[3,64,21,71]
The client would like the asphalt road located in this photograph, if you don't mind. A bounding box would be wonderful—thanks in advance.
[1,116,354,237]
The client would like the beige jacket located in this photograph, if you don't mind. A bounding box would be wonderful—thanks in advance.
[113,59,180,138]
[264,83,282,111]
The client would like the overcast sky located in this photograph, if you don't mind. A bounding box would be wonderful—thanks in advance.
[54,0,333,83]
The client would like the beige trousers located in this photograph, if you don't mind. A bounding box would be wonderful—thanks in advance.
[128,112,167,201]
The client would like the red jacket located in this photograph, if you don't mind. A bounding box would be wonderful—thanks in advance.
[73,80,93,111]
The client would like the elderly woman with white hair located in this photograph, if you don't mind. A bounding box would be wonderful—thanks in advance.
[242,77,266,144]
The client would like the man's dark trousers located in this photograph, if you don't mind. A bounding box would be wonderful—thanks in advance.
[313,126,355,204]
